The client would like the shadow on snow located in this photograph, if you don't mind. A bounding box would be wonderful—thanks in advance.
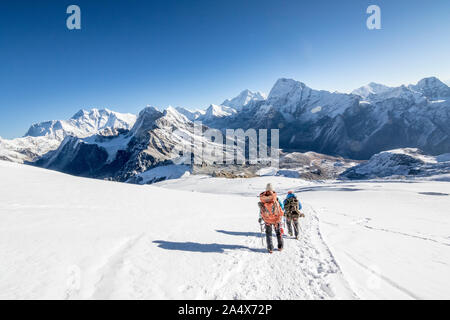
[153,240,266,253]
[216,230,262,238]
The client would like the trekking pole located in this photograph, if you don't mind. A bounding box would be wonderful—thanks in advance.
[298,218,303,234]
[259,222,265,247]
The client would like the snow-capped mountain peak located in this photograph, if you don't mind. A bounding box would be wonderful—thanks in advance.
[221,89,266,110]
[1,108,137,163]
[415,76,447,89]
[267,78,309,100]
[351,82,392,98]
[175,107,205,121]
[25,108,137,140]
[130,106,163,137]
[163,106,191,125]
[408,77,450,99]
[202,104,237,120]
[71,109,89,119]
[366,85,426,104]
[263,78,358,120]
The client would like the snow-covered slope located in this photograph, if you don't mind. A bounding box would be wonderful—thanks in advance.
[2,161,449,299]
[157,174,450,300]
[0,161,354,300]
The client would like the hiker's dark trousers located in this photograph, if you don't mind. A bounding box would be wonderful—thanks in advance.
[265,223,283,251]
[286,216,299,237]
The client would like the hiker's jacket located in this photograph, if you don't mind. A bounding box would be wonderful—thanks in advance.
[278,198,284,210]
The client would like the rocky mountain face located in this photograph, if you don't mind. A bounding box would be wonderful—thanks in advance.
[34,106,235,182]
[32,105,361,183]
[35,107,188,181]
[408,77,450,100]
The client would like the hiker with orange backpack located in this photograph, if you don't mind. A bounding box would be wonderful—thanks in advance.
[258,183,284,253]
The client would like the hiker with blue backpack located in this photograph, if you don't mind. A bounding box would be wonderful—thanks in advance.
[283,191,305,239]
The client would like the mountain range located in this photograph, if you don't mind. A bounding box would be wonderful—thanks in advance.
[0,108,136,163]
[191,76,450,159]
[1,76,449,183]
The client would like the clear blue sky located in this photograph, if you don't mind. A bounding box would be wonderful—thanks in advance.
[0,0,449,138]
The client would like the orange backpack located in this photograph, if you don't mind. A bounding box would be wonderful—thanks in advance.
[259,191,284,225]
